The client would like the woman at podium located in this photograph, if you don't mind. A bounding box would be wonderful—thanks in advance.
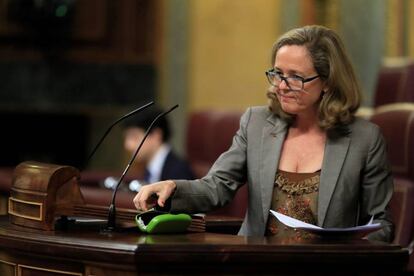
[133,25,394,242]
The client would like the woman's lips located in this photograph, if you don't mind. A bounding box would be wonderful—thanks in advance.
[278,93,296,102]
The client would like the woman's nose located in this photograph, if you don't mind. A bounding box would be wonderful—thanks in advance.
[278,78,290,90]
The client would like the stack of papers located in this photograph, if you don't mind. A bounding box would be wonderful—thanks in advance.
[270,210,382,238]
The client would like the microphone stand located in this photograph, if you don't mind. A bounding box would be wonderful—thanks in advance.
[104,104,179,232]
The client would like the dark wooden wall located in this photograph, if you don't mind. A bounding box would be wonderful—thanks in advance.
[0,0,160,168]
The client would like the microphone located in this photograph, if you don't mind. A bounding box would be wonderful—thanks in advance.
[85,101,154,168]
[105,104,179,231]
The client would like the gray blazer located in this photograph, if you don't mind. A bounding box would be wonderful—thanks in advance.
[172,106,394,242]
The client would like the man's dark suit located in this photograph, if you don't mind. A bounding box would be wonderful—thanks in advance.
[160,150,195,181]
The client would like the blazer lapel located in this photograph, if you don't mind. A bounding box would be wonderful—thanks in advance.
[318,128,351,227]
[259,115,287,222]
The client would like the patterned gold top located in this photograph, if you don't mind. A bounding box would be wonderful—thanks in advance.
[266,169,320,241]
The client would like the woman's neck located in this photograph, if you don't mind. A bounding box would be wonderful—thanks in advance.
[291,112,322,134]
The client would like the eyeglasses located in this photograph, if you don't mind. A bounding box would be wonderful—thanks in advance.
[265,69,319,91]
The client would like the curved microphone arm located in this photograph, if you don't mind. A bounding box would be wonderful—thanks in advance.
[85,101,155,168]
[105,104,179,231]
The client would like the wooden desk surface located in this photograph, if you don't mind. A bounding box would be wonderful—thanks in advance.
[0,216,409,275]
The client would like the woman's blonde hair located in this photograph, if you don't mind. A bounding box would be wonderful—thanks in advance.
[267,25,361,129]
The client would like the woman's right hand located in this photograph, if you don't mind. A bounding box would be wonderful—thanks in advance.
[133,180,176,212]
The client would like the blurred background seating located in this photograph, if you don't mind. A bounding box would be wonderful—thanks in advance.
[186,110,248,223]
[370,103,414,271]
[374,61,414,107]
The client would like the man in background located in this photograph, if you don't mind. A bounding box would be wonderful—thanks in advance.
[104,106,195,192]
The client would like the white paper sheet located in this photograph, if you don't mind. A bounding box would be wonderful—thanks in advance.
[269,210,382,236]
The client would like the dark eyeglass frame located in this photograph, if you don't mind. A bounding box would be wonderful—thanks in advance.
[265,69,319,91]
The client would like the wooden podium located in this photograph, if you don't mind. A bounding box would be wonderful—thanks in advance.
[0,161,409,275]
[0,216,409,276]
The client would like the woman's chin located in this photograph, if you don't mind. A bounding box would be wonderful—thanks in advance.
[280,102,300,114]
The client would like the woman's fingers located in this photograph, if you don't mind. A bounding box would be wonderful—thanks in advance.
[156,180,176,207]
[133,181,176,211]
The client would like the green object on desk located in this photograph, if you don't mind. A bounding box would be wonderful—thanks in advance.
[135,210,192,234]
